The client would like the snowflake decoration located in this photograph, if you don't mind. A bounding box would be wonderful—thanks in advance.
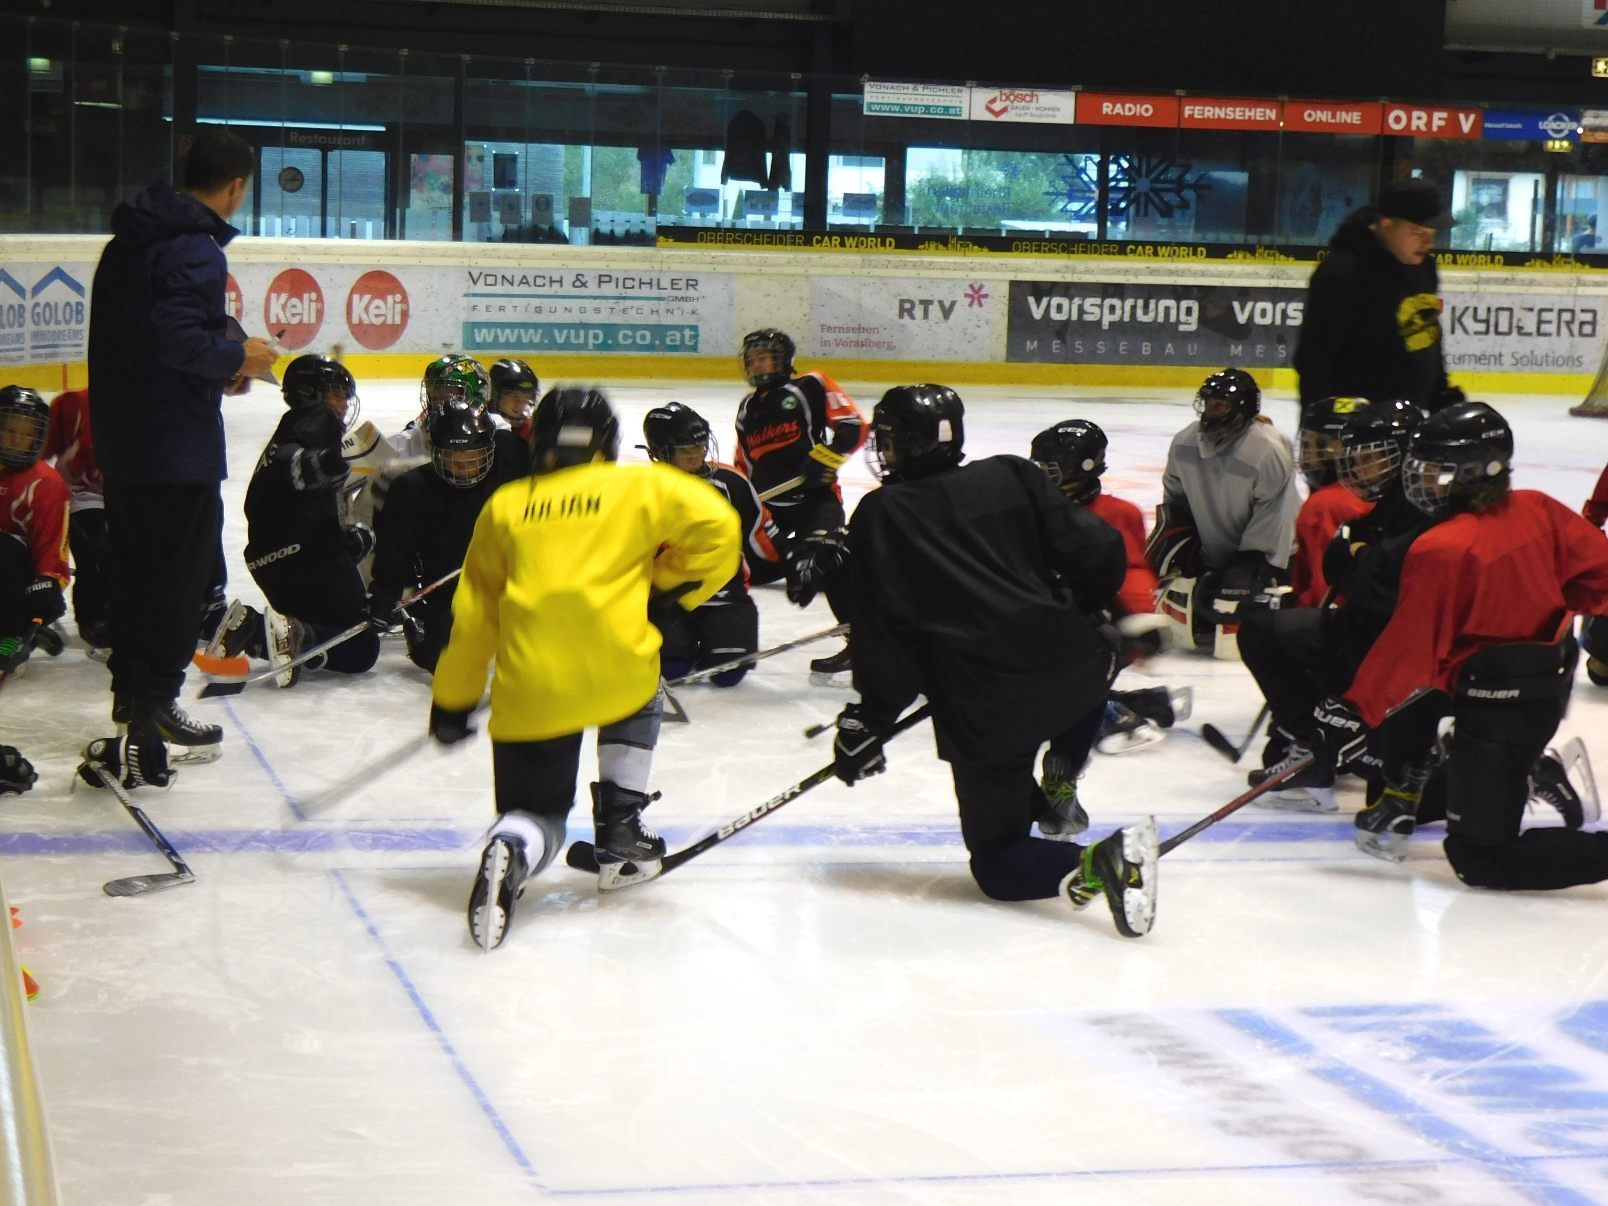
[1108,154,1212,220]
[1000,160,1023,182]
[1045,154,1101,221]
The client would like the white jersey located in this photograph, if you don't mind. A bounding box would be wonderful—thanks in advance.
[1161,418,1300,569]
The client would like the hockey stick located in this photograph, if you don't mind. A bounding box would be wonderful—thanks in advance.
[82,762,197,897]
[564,703,933,883]
[197,568,463,697]
[1200,702,1270,764]
[665,622,848,689]
[756,475,806,503]
[1158,752,1314,856]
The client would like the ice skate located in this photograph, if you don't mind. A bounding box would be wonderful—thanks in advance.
[467,836,528,952]
[1529,750,1585,829]
[204,600,267,662]
[75,732,174,792]
[265,609,317,687]
[592,782,665,892]
[1248,738,1336,812]
[112,698,222,764]
[1353,790,1417,862]
[1062,816,1159,938]
[1113,685,1193,729]
[808,643,852,686]
[1037,750,1089,839]
[1095,701,1165,755]
[1587,654,1607,687]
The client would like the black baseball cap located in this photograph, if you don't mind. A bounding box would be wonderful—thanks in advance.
[1377,177,1454,229]
[225,315,279,384]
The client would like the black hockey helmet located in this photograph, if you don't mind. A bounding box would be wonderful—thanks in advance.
[1030,419,1108,505]
[1402,400,1513,519]
[1193,368,1260,446]
[489,358,539,423]
[740,328,796,388]
[642,401,717,472]
[530,386,620,471]
[1338,398,1425,501]
[429,402,496,488]
[869,384,965,482]
[0,386,49,470]
[282,355,360,429]
[1298,395,1372,490]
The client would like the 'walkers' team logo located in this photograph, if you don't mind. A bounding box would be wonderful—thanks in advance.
[346,270,409,350]
[224,275,243,322]
[265,268,324,350]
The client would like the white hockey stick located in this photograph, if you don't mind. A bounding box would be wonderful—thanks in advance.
[81,762,197,897]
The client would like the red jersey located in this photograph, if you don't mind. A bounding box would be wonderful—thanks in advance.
[1345,490,1608,727]
[1587,461,1608,528]
[734,371,865,503]
[1290,482,1372,608]
[0,461,71,587]
[43,389,103,509]
[1087,491,1157,617]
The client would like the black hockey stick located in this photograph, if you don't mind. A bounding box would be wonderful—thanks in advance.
[564,703,932,882]
[1158,752,1313,855]
[198,568,463,697]
[1200,702,1270,764]
[81,761,197,897]
[665,623,848,689]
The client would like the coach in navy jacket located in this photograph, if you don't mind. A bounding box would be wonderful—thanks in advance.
[88,127,276,759]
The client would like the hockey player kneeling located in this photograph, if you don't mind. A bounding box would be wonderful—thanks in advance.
[835,384,1159,938]
[221,355,380,686]
[430,388,740,950]
[1148,369,1301,659]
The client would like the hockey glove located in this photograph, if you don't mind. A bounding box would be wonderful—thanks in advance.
[296,445,351,491]
[786,528,850,608]
[23,576,65,625]
[367,585,403,634]
[1311,694,1368,768]
[1585,498,1608,529]
[648,583,697,633]
[0,746,36,796]
[1208,553,1274,620]
[428,703,476,747]
[804,444,850,486]
[833,704,887,785]
[343,523,376,563]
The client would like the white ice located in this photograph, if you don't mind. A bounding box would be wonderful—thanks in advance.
[3,376,1608,1206]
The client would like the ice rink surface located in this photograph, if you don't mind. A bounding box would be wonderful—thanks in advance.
[3,374,1608,1205]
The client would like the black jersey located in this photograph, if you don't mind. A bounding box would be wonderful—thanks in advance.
[733,371,864,504]
[244,406,350,570]
[370,454,526,597]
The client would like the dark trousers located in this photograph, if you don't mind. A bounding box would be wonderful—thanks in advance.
[952,753,1089,901]
[1237,607,1331,740]
[67,509,111,646]
[252,554,379,675]
[493,736,587,821]
[104,477,221,704]
[753,490,850,624]
[657,595,759,686]
[0,535,32,632]
[403,591,454,674]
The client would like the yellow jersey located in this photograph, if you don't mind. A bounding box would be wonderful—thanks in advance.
[432,460,740,741]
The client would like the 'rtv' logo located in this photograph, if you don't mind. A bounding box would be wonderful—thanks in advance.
[264,268,324,350]
[346,270,409,350]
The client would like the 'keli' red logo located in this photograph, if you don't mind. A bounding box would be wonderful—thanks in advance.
[264,268,324,350]
[346,270,409,350]
[224,275,243,322]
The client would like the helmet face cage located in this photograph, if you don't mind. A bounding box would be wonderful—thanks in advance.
[1030,422,1106,504]
[0,388,48,469]
[644,404,716,472]
[490,360,538,424]
[1339,439,1403,501]
[1296,428,1346,488]
[429,404,496,487]
[1193,369,1260,445]
[419,355,467,412]
[740,329,795,388]
[284,359,360,431]
[1400,401,1512,518]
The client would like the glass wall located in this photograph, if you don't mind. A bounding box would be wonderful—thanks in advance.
[0,9,1601,258]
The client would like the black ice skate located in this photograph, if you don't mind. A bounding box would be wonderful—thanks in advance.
[1248,737,1335,812]
[75,732,175,792]
[1112,685,1193,730]
[468,836,529,952]
[1353,788,1418,862]
[265,609,318,687]
[808,643,852,686]
[1037,750,1089,839]
[112,698,222,765]
[1062,816,1159,938]
[1095,701,1165,755]
[205,600,267,662]
[1529,750,1585,829]
[591,781,665,891]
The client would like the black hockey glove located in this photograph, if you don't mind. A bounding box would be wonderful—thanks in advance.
[786,528,850,608]
[833,703,887,785]
[367,585,403,634]
[647,583,697,633]
[0,746,36,796]
[1311,694,1368,768]
[344,523,375,563]
[1206,553,1275,623]
[428,703,476,747]
[803,444,850,486]
[296,444,350,491]
[23,576,65,624]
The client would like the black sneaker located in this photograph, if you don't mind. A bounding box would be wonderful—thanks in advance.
[1530,751,1584,829]
[1063,816,1159,938]
[467,836,529,951]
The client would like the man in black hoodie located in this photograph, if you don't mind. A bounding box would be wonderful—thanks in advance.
[1294,177,1462,413]
[86,128,277,786]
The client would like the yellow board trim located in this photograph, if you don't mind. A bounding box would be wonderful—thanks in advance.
[1,357,1592,399]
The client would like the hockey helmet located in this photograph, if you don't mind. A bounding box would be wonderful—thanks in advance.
[643,401,717,474]
[1297,396,1371,490]
[1030,419,1108,505]
[429,402,496,488]
[489,358,539,425]
[868,384,965,482]
[740,328,796,388]
[1403,400,1513,519]
[0,386,49,470]
[1193,368,1261,446]
[282,355,360,429]
[530,386,620,471]
[1338,398,1425,501]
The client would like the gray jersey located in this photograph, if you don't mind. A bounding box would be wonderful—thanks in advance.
[1161,418,1300,569]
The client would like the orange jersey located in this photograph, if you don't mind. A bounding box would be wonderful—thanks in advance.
[1087,491,1157,617]
[734,371,865,502]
